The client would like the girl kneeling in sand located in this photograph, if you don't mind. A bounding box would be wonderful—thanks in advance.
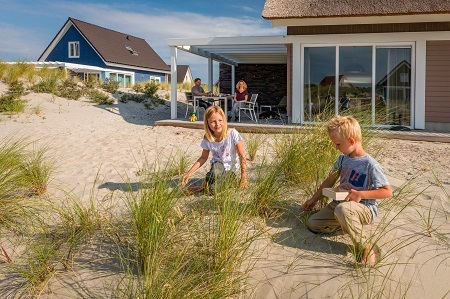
[181,106,247,194]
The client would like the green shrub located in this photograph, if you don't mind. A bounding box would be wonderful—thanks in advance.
[87,89,115,105]
[8,81,26,99]
[102,78,120,94]
[132,82,143,93]
[81,77,99,89]
[0,94,26,113]
[148,97,165,106]
[143,81,159,98]
[31,76,59,94]
[120,93,146,103]
[57,79,83,100]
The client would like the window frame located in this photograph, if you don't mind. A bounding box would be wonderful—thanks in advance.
[301,42,414,127]
[150,76,161,83]
[68,41,80,58]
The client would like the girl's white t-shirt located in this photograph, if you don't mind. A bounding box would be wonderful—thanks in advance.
[200,129,242,172]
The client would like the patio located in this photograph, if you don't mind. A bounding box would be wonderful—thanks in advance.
[154,117,450,143]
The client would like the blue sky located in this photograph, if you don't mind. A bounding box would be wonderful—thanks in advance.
[0,0,285,80]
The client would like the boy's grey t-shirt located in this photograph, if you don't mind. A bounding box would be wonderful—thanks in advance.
[333,154,390,220]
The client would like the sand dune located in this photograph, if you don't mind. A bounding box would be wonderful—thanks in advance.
[0,83,449,298]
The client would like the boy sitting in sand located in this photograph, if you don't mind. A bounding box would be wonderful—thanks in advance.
[302,115,392,266]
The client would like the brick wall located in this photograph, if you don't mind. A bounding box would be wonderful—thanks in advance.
[219,63,287,107]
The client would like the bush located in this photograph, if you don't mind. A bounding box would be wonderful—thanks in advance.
[57,79,83,101]
[8,81,26,99]
[102,78,120,94]
[31,76,59,94]
[0,94,26,113]
[143,81,159,98]
[120,93,146,103]
[132,82,144,93]
[87,89,115,105]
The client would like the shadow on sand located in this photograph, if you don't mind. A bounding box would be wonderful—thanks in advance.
[265,203,349,256]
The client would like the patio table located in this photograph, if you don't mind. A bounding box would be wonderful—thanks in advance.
[193,95,228,116]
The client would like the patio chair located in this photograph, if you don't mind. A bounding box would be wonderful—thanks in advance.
[259,95,287,113]
[184,91,195,118]
[238,93,258,123]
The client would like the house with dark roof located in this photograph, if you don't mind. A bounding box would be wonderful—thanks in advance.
[319,75,354,89]
[168,1,450,131]
[39,17,170,87]
[167,65,193,84]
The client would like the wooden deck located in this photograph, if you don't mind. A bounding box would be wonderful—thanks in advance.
[154,119,450,143]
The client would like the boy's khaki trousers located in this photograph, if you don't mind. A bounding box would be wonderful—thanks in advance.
[306,201,373,248]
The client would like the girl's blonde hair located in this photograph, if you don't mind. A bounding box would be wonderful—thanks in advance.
[326,115,362,142]
[203,106,228,142]
[235,80,247,90]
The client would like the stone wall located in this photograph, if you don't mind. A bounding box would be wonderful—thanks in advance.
[219,63,287,107]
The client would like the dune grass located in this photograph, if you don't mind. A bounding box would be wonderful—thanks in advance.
[2,61,35,85]
[108,155,260,298]
[0,94,26,114]
[0,135,30,200]
[244,133,264,162]
[0,137,58,296]
[0,121,449,298]
[0,61,7,80]
[18,144,56,196]
[248,157,286,217]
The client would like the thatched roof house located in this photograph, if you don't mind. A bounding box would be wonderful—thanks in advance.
[262,0,450,19]
[259,0,450,131]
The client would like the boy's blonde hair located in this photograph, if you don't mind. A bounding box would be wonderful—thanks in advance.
[326,115,362,142]
[203,106,228,142]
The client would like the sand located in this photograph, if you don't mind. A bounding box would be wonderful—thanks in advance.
[0,82,449,298]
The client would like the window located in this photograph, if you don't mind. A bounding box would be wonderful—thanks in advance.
[150,76,161,83]
[303,45,412,126]
[124,75,132,87]
[69,42,79,58]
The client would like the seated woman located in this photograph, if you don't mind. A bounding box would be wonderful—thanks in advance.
[229,80,249,121]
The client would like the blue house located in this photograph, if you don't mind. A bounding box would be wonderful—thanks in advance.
[39,17,170,87]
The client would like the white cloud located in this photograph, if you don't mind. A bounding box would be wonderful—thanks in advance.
[0,23,48,61]
[0,1,285,80]
[60,3,283,57]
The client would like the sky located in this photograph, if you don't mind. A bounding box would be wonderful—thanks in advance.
[0,0,285,81]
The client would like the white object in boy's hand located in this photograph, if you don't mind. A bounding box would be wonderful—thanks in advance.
[323,187,349,201]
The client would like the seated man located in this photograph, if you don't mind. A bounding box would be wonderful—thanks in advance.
[191,78,212,110]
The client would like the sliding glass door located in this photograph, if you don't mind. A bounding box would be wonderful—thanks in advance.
[303,45,412,126]
[339,46,372,122]
[375,47,411,126]
[303,47,336,122]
